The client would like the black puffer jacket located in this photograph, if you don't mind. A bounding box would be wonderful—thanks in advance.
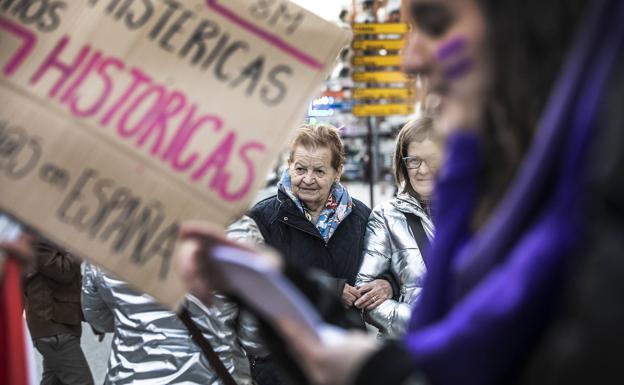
[228,191,371,385]
[248,190,371,296]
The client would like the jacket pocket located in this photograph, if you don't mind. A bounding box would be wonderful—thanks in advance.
[52,290,83,325]
[27,279,55,321]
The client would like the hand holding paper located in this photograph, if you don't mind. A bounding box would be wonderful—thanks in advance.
[176,221,280,305]
[278,319,379,385]
[176,220,345,342]
[174,220,378,385]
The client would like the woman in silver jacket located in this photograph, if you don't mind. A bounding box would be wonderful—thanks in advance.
[82,263,266,384]
[355,117,440,338]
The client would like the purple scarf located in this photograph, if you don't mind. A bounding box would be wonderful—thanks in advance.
[403,1,624,384]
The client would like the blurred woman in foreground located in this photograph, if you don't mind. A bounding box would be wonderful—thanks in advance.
[229,124,370,308]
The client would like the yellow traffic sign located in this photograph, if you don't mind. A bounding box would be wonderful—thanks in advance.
[352,71,409,83]
[353,55,402,67]
[352,23,409,35]
[352,39,405,51]
[353,104,414,117]
[353,88,413,100]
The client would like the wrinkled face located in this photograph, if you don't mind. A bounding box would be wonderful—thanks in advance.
[406,139,442,198]
[402,0,491,132]
[288,146,342,211]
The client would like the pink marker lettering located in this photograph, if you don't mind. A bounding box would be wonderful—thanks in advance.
[60,51,102,104]
[204,0,323,70]
[70,57,125,118]
[161,105,223,172]
[116,85,164,138]
[137,90,187,155]
[191,131,236,184]
[30,36,90,98]
[100,68,150,126]
[0,18,37,77]
[218,141,265,201]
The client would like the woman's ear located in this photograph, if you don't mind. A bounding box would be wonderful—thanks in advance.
[336,164,344,182]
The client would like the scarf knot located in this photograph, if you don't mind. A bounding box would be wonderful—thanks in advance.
[278,169,353,242]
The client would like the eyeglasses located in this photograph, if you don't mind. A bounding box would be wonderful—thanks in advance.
[402,156,438,170]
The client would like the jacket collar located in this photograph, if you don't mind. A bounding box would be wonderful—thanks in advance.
[391,193,436,236]
[391,193,426,215]
[393,192,434,221]
[274,190,324,239]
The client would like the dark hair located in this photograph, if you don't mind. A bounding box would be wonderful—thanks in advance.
[393,117,435,198]
[473,0,589,227]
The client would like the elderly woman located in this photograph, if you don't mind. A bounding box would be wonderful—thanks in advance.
[227,123,371,384]
[355,117,440,338]
[230,124,371,307]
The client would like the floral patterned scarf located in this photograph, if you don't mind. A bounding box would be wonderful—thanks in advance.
[278,169,353,243]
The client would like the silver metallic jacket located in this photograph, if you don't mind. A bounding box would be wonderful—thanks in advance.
[82,263,266,384]
[356,193,435,338]
[227,215,266,245]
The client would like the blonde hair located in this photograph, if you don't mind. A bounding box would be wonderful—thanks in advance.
[393,117,435,197]
[288,124,345,170]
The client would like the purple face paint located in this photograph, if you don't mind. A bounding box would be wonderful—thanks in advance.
[443,58,473,80]
[435,36,468,61]
[435,36,473,81]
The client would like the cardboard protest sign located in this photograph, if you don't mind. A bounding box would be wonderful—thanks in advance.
[0,0,350,309]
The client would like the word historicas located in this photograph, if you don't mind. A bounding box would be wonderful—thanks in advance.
[85,0,294,106]
[1,19,267,202]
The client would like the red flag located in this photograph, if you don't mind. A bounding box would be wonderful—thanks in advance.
[1,258,29,385]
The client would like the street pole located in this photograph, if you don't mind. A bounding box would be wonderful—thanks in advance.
[367,115,377,208]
